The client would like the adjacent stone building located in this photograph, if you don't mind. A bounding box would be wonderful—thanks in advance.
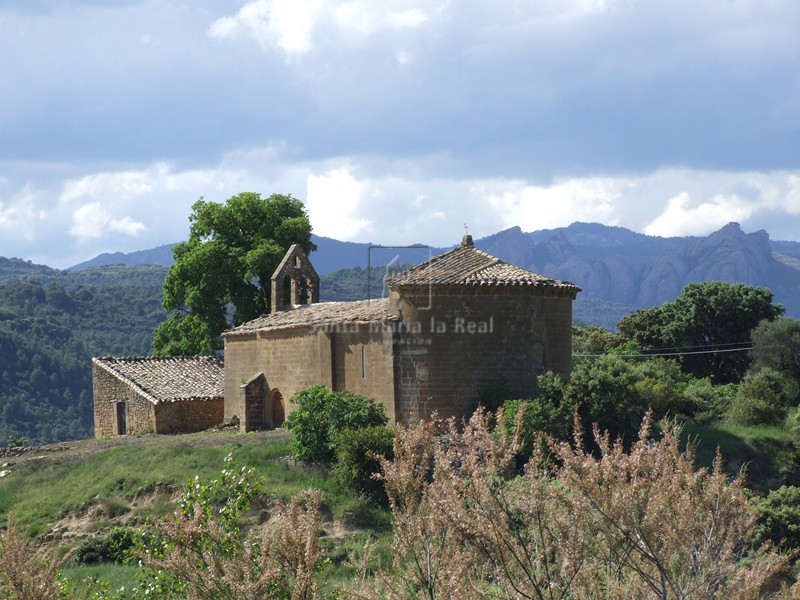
[92,356,224,437]
[223,235,580,430]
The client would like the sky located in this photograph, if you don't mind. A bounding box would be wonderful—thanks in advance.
[1,0,800,269]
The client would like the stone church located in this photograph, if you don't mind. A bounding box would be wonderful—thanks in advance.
[223,235,580,430]
[93,235,580,436]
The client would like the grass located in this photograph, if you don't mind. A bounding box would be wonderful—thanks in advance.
[0,432,326,536]
[4,421,797,595]
[60,564,140,597]
[0,428,396,596]
[683,421,797,491]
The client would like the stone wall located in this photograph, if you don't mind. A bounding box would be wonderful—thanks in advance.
[224,323,398,428]
[223,284,575,428]
[92,363,155,437]
[223,326,334,427]
[153,399,224,434]
[392,285,574,423]
[330,323,397,423]
[93,363,223,437]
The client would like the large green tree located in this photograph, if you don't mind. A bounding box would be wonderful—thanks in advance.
[750,317,800,381]
[618,282,783,383]
[153,193,314,356]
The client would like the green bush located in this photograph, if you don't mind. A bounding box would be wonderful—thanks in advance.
[502,397,566,463]
[332,425,394,503]
[74,527,137,565]
[727,368,797,426]
[682,378,737,424]
[755,485,800,549]
[285,385,388,462]
[564,355,648,443]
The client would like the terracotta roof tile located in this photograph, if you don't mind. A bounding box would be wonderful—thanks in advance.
[225,299,395,336]
[92,356,224,404]
[386,245,580,290]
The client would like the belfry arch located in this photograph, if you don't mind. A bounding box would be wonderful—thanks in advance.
[271,244,320,313]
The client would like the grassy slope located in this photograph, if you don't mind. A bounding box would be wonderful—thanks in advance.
[1,422,796,592]
[683,422,798,492]
[0,430,388,536]
[1,429,393,591]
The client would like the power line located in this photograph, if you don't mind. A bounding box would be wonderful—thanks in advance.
[573,346,754,358]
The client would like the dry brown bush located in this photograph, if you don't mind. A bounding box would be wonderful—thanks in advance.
[369,408,800,600]
[0,515,71,600]
[140,489,322,600]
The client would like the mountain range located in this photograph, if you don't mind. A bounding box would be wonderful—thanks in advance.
[2,221,799,444]
[68,222,800,326]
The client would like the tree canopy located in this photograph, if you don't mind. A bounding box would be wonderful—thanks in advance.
[617,281,783,383]
[751,317,800,381]
[153,193,315,356]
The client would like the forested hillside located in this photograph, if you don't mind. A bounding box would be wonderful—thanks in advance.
[0,265,167,444]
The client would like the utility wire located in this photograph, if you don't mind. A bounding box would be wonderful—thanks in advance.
[573,346,754,358]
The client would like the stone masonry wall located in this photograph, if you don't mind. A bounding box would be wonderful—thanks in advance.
[223,327,333,426]
[392,285,574,423]
[153,399,224,434]
[330,323,397,423]
[93,363,154,437]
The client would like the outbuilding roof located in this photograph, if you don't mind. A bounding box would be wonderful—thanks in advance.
[224,298,395,337]
[386,243,580,291]
[92,356,224,404]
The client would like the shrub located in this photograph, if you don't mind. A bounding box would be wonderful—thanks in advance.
[139,455,323,599]
[573,355,647,439]
[332,425,394,503]
[74,527,137,565]
[285,385,388,462]
[755,485,800,550]
[682,378,737,424]
[727,368,797,426]
[0,515,71,598]
[502,397,565,463]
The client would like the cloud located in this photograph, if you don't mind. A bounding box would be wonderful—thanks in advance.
[306,167,372,239]
[69,203,146,242]
[208,0,440,57]
[208,0,325,56]
[4,151,800,268]
[0,185,47,242]
[644,193,755,238]
[61,169,157,205]
[486,177,629,233]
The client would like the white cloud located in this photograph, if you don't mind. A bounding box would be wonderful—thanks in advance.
[4,149,800,268]
[208,0,440,57]
[61,169,157,205]
[69,203,146,242]
[395,50,411,66]
[486,177,629,232]
[109,216,147,236]
[70,203,111,240]
[208,0,325,56]
[384,8,428,29]
[644,192,755,238]
[0,184,48,242]
[306,167,372,239]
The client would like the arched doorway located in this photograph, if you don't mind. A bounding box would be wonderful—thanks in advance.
[269,389,285,428]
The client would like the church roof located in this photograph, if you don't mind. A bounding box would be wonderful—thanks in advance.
[224,299,395,337]
[386,243,580,291]
[92,356,224,404]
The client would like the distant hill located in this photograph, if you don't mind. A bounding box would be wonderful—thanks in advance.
[67,236,436,275]
[66,222,800,327]
[0,257,60,283]
[68,244,178,270]
[3,221,800,443]
[0,264,168,444]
